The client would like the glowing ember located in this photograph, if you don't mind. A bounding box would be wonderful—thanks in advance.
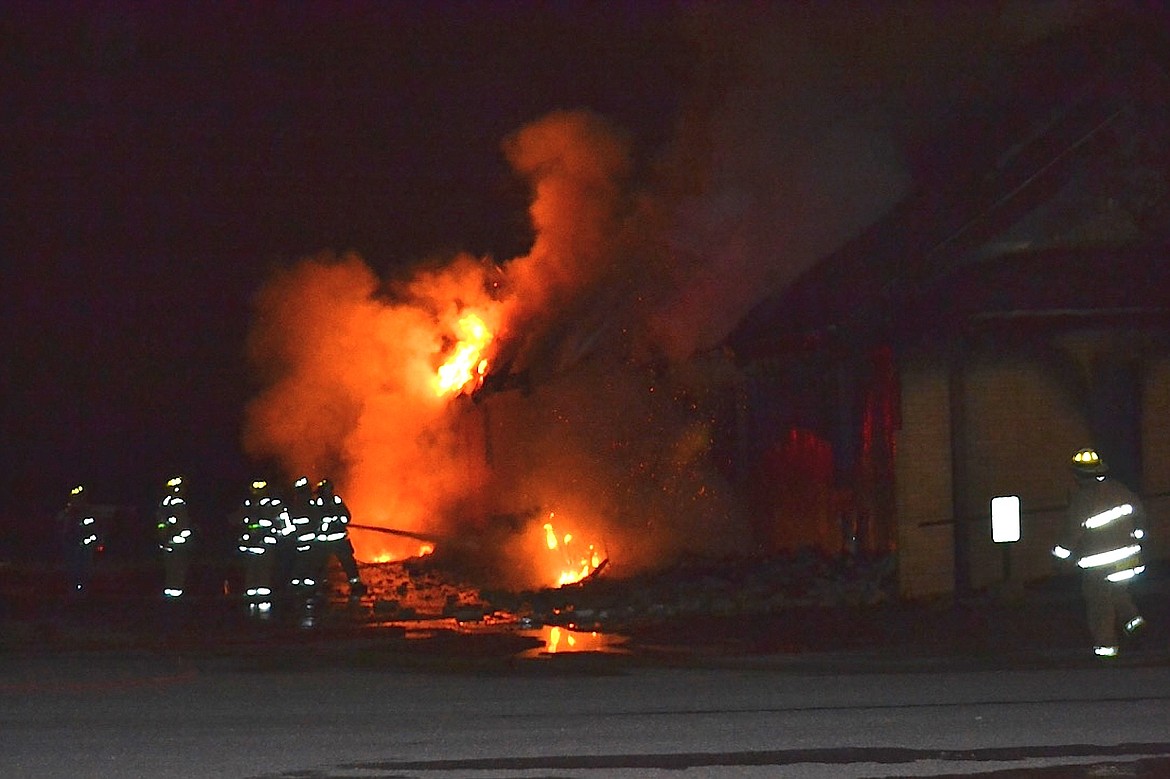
[542,512,604,586]
[433,312,492,397]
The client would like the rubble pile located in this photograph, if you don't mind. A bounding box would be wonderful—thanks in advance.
[506,550,895,626]
[356,557,489,621]
[357,549,896,629]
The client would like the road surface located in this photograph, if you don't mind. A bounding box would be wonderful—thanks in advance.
[3,645,1169,778]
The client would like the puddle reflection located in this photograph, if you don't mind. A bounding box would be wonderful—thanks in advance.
[517,624,630,658]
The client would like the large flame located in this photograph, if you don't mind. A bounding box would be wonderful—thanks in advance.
[243,109,751,586]
[433,312,493,397]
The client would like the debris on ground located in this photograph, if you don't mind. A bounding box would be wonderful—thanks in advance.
[358,548,897,631]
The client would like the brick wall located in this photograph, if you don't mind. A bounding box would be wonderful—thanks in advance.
[961,354,1090,590]
[1142,357,1170,561]
[895,356,954,598]
[895,338,1169,599]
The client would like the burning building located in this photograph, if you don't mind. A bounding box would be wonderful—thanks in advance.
[239,109,759,590]
[239,5,1170,599]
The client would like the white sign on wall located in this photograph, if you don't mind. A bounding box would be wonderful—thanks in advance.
[991,495,1021,543]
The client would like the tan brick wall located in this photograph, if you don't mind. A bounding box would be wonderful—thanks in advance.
[894,337,1168,599]
[1142,357,1170,561]
[961,355,1090,590]
[895,357,954,598]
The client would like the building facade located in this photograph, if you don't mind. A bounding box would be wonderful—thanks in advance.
[726,13,1170,597]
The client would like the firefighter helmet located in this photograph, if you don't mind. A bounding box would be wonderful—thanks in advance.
[1071,447,1108,476]
[316,478,333,496]
[166,475,184,493]
[250,479,268,494]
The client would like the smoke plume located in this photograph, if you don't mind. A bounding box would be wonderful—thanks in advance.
[243,109,730,583]
[245,4,1047,585]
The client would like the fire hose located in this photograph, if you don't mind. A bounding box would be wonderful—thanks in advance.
[346,524,445,545]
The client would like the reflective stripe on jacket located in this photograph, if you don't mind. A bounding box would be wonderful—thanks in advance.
[157,494,193,552]
[238,496,291,555]
[312,494,351,543]
[1064,477,1146,580]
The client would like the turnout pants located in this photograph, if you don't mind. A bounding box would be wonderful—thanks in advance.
[243,552,275,599]
[291,547,319,588]
[67,544,96,592]
[163,548,192,593]
[322,539,360,580]
[1082,573,1140,648]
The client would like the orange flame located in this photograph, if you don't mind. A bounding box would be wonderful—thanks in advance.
[433,312,493,397]
[247,112,730,585]
[542,511,604,586]
[366,542,435,564]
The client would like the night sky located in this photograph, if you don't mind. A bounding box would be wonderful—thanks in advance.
[3,3,693,528]
[5,3,1159,550]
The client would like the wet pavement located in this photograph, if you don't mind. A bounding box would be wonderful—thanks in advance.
[2,556,1168,672]
[3,558,1169,777]
[3,640,1169,778]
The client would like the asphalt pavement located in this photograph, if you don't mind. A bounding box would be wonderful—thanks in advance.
[3,559,1169,778]
[2,556,1168,670]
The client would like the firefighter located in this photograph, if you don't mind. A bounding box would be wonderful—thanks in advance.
[287,476,319,598]
[310,478,366,600]
[1052,447,1148,658]
[57,484,102,594]
[156,475,194,599]
[235,479,292,614]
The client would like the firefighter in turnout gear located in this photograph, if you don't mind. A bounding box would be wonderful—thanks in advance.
[156,476,194,599]
[287,476,319,597]
[57,484,102,594]
[311,479,366,600]
[236,479,293,614]
[1052,448,1148,658]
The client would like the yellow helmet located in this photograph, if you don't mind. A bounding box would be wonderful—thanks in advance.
[1071,447,1108,476]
